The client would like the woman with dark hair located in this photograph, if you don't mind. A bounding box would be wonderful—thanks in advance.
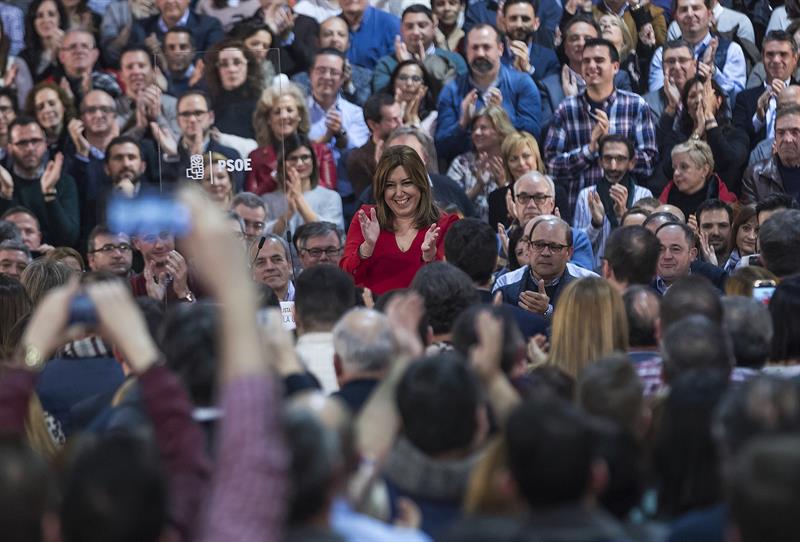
[0,274,31,358]
[61,0,101,36]
[723,204,758,272]
[341,145,459,294]
[656,75,749,195]
[381,59,440,136]
[25,81,76,154]
[0,18,33,109]
[204,38,263,140]
[19,0,68,82]
[263,133,343,236]
[195,0,260,31]
[231,22,276,88]
[765,276,800,375]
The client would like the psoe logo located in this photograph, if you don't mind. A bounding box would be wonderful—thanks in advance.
[217,158,253,172]
[186,154,254,180]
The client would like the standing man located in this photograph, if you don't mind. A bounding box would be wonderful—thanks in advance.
[371,4,466,92]
[294,221,344,269]
[250,233,295,301]
[56,29,122,108]
[574,134,654,267]
[743,105,800,204]
[695,199,733,267]
[131,230,194,303]
[500,0,560,81]
[307,48,370,161]
[733,31,799,149]
[231,192,268,245]
[0,117,79,247]
[341,0,400,70]
[654,222,697,294]
[545,38,657,222]
[435,24,541,162]
[0,239,30,279]
[643,39,697,122]
[648,0,746,97]
[161,28,205,97]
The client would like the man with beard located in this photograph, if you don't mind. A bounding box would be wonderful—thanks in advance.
[104,136,147,197]
[0,117,79,247]
[695,199,733,267]
[161,28,206,97]
[743,105,800,204]
[573,134,654,268]
[371,4,466,93]
[643,39,697,122]
[500,0,559,82]
[435,23,541,162]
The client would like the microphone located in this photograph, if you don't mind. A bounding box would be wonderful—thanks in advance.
[286,230,299,277]
[250,236,266,268]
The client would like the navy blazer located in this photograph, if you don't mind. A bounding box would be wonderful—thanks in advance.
[130,12,224,55]
[730,81,796,150]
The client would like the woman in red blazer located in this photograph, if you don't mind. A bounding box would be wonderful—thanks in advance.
[340,145,459,294]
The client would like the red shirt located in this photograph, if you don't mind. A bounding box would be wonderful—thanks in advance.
[340,205,459,295]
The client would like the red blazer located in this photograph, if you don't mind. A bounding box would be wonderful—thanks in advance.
[340,205,460,295]
[244,142,336,195]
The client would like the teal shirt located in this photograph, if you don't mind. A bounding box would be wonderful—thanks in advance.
[0,172,80,247]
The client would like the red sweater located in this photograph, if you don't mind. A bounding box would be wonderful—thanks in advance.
[244,142,336,195]
[340,205,459,295]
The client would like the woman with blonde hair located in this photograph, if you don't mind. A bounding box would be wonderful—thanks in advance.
[488,131,546,228]
[198,151,235,209]
[447,106,517,222]
[246,82,336,195]
[547,277,629,378]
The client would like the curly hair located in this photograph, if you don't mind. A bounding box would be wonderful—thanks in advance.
[252,82,310,148]
[25,81,76,134]
[204,38,263,102]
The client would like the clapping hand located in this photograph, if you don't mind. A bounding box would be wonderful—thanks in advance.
[40,153,64,196]
[609,184,629,220]
[588,190,606,227]
[588,109,609,153]
[420,223,441,262]
[518,279,549,314]
[357,207,380,257]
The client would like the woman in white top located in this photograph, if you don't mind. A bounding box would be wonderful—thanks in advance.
[264,133,344,236]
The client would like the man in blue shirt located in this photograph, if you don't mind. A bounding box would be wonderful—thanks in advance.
[435,24,542,162]
[371,4,467,93]
[341,0,400,70]
[500,0,560,82]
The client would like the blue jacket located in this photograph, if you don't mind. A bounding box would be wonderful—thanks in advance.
[501,42,560,81]
[435,64,542,161]
[371,49,467,93]
[348,7,400,70]
[493,264,579,309]
[465,0,563,33]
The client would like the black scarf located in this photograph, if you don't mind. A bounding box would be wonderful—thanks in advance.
[595,174,637,228]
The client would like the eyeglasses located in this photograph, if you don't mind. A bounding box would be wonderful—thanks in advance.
[90,243,133,254]
[301,246,342,258]
[0,105,14,114]
[63,42,94,52]
[528,240,569,253]
[313,66,343,78]
[11,138,44,148]
[177,110,209,119]
[515,193,552,205]
[397,74,423,83]
[218,58,247,69]
[287,153,313,164]
[82,105,116,115]
[600,154,631,164]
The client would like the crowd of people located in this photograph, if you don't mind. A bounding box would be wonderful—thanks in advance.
[1,0,800,539]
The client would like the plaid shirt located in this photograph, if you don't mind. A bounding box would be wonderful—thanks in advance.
[544,89,657,220]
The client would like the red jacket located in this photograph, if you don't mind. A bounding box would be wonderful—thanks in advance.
[244,142,336,195]
[659,173,737,207]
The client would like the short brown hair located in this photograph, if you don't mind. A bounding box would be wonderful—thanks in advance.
[373,145,439,231]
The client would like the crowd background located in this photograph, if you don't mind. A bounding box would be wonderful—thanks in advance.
[2,0,800,540]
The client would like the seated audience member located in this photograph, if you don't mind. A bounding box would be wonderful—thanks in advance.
[0,239,30,279]
[130,231,195,303]
[340,0,400,70]
[545,36,656,220]
[128,0,224,54]
[55,29,121,107]
[160,28,206,97]
[764,275,800,375]
[694,198,733,267]
[1,206,53,254]
[26,82,75,157]
[357,126,475,218]
[574,135,654,268]
[658,138,737,222]
[250,232,295,301]
[246,82,337,195]
[231,192,268,244]
[759,209,800,278]
[380,59,441,136]
[204,39,263,141]
[0,117,79,248]
[648,0,746,97]
[294,265,356,393]
[546,277,629,379]
[494,217,598,319]
[447,106,516,222]
[385,353,487,537]
[444,217,547,338]
[505,397,630,539]
[341,145,459,295]
[332,307,396,413]
[722,204,758,272]
[602,225,660,293]
[410,262,480,352]
[436,24,541,162]
[742,105,800,204]
[722,297,773,378]
[655,76,749,196]
[294,221,344,270]
[372,4,466,93]
[86,225,133,276]
[290,16,373,107]
[263,134,344,236]
[643,39,696,126]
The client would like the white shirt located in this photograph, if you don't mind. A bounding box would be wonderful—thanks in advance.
[307,94,370,162]
[296,331,339,393]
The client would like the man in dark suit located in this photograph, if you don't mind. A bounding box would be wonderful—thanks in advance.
[129,0,224,54]
[733,30,799,150]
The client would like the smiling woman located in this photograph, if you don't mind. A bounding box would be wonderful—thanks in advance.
[340,145,459,294]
